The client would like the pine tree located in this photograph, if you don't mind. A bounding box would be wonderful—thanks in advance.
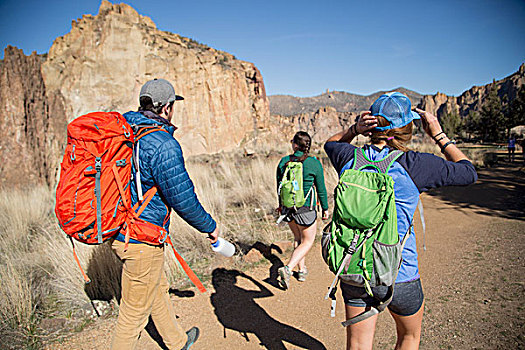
[479,84,505,142]
[441,113,463,138]
[506,84,525,135]
[464,110,481,141]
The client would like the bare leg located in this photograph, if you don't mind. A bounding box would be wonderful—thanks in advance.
[389,301,424,350]
[287,221,305,271]
[345,305,379,350]
[286,220,317,272]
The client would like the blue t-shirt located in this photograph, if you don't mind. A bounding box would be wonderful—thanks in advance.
[324,142,478,282]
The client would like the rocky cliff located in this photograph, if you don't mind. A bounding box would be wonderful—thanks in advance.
[268,65,525,143]
[261,107,356,147]
[418,64,525,118]
[270,88,423,116]
[1,1,268,187]
[42,1,268,155]
[0,46,67,187]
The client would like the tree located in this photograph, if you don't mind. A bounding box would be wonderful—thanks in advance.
[464,110,481,141]
[441,112,463,138]
[479,84,505,142]
[505,84,525,135]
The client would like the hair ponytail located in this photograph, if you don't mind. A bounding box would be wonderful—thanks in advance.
[292,131,311,161]
[370,116,413,152]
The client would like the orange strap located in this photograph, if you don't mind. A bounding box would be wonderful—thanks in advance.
[166,235,206,293]
[134,187,157,216]
[69,237,91,284]
[112,165,130,210]
[135,127,169,141]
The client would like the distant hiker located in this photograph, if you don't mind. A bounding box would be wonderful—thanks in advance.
[111,79,219,349]
[323,92,477,350]
[276,131,329,289]
[508,134,516,162]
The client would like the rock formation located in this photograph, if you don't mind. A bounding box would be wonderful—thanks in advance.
[42,1,268,156]
[0,1,268,187]
[266,107,356,146]
[269,88,423,116]
[268,65,525,140]
[418,64,525,118]
[0,46,67,187]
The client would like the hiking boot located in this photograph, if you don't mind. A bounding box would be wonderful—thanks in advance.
[181,327,200,350]
[297,268,308,282]
[278,265,292,290]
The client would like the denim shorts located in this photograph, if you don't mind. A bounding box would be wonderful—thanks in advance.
[341,278,424,316]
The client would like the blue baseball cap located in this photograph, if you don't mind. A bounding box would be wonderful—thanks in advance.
[370,92,420,131]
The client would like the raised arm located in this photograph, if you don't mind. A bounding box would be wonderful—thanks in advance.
[326,111,379,143]
[414,108,470,163]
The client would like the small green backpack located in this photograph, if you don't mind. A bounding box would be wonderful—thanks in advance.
[278,157,313,209]
[322,148,411,326]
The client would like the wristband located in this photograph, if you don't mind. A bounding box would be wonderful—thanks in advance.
[432,131,445,140]
[351,124,358,135]
[435,135,447,143]
[440,140,456,153]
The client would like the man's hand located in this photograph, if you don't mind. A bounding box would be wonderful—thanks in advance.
[207,226,219,243]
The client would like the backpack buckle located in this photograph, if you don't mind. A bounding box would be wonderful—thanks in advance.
[116,159,126,167]
[70,145,76,161]
[122,125,131,138]
[95,157,102,171]
[347,234,360,254]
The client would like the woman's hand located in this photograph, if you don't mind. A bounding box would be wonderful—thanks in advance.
[414,108,443,138]
[355,111,378,136]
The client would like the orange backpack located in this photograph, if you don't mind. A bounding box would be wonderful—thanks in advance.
[55,111,205,292]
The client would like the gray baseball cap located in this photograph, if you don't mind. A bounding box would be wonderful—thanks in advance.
[139,78,184,107]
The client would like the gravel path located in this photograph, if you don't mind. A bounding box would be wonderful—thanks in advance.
[46,164,525,350]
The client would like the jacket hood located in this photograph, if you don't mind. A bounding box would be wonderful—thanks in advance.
[123,111,176,135]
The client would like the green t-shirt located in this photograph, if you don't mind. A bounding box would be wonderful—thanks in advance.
[276,151,329,211]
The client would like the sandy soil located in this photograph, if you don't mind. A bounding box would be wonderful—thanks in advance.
[46,162,525,350]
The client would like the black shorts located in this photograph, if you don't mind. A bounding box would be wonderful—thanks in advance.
[281,206,317,227]
[341,278,424,316]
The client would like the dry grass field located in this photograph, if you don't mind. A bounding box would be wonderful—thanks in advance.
[0,139,514,349]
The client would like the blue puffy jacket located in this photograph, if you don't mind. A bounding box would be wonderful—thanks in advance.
[115,111,216,244]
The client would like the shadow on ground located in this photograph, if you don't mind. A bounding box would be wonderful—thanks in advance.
[210,268,326,350]
[426,163,525,221]
[237,241,286,289]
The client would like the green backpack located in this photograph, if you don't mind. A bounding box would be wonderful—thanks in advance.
[322,148,411,326]
[278,157,313,209]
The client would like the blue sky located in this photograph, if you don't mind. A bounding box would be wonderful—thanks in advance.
[1,0,524,97]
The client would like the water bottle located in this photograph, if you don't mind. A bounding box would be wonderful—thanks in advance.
[211,237,236,257]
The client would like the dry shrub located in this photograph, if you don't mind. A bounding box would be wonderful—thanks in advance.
[0,187,59,348]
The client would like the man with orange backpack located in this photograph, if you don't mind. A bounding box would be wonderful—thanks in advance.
[111,78,219,349]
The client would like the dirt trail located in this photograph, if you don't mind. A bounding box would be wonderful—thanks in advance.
[47,163,525,350]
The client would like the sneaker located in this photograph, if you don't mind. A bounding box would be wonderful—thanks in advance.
[181,327,200,350]
[297,268,308,282]
[278,266,292,290]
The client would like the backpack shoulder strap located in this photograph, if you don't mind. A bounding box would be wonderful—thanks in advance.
[352,148,403,174]
[135,126,169,141]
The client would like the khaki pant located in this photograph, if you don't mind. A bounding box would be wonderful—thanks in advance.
[111,240,186,350]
